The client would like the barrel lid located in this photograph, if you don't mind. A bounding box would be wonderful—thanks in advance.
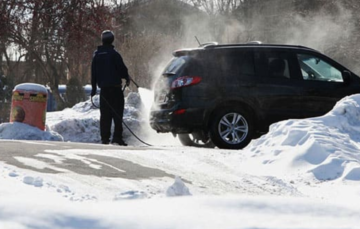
[14,83,48,94]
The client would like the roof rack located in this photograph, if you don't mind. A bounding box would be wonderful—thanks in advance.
[173,42,318,57]
[247,41,262,44]
[198,42,218,48]
[201,43,317,52]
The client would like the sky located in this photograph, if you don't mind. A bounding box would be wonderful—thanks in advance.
[1,90,360,228]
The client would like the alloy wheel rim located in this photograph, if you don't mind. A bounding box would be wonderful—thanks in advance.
[218,112,248,145]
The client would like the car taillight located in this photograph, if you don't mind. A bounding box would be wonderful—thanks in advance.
[171,76,201,89]
[173,109,186,115]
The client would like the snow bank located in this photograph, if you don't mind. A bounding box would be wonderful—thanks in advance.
[244,95,360,182]
[46,92,148,145]
[0,122,63,141]
[47,91,178,146]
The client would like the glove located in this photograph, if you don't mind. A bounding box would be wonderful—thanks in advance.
[91,90,96,97]
[126,79,130,87]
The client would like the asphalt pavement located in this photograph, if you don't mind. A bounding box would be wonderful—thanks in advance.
[0,140,174,180]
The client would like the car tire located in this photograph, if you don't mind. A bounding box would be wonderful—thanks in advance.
[178,133,215,148]
[209,107,254,149]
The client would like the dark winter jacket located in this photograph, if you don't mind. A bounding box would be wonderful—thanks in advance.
[91,45,129,91]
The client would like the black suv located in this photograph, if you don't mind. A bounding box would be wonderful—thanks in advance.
[150,42,360,149]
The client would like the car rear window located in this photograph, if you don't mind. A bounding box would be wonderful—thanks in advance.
[163,56,190,75]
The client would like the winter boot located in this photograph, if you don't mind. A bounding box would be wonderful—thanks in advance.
[112,139,127,146]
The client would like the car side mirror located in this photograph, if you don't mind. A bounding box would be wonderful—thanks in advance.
[342,71,351,84]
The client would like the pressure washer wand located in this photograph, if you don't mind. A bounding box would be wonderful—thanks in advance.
[129,76,140,89]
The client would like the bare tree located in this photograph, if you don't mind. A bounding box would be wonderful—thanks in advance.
[3,0,112,109]
[185,0,240,15]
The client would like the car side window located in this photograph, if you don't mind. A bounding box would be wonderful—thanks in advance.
[264,53,291,79]
[209,50,255,83]
[297,54,343,82]
[221,51,255,78]
[238,52,256,76]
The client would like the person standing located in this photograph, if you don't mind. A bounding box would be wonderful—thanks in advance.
[91,30,130,146]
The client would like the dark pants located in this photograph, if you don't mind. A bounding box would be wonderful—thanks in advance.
[100,87,124,143]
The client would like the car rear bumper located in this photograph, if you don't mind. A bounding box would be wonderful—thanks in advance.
[150,107,206,133]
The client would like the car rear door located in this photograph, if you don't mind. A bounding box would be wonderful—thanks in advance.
[255,48,306,125]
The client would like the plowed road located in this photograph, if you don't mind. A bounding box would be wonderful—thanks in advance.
[0,140,174,179]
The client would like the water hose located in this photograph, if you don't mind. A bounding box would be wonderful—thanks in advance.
[91,83,152,146]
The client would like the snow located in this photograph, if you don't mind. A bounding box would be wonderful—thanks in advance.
[13,83,48,94]
[45,92,178,146]
[1,90,360,228]
[166,176,192,197]
[0,122,63,141]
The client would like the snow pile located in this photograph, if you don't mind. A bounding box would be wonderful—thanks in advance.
[243,94,360,183]
[45,96,101,143]
[46,92,148,144]
[166,176,192,197]
[0,122,63,141]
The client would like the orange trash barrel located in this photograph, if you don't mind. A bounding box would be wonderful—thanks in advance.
[10,83,48,130]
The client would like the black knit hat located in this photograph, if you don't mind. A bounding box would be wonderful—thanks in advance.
[101,30,114,45]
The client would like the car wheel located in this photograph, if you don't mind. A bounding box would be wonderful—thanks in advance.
[178,133,215,148]
[210,107,254,149]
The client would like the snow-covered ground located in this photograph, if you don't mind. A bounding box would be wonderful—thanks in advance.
[1,90,360,228]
